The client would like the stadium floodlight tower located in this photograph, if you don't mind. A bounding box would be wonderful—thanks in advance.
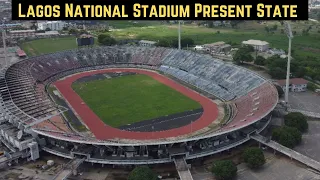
[178,20,181,50]
[284,21,294,106]
[1,29,7,68]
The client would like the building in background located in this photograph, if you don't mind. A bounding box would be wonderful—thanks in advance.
[242,39,269,52]
[35,31,60,38]
[138,40,157,47]
[37,21,66,31]
[203,41,232,53]
[9,30,35,39]
[277,78,309,92]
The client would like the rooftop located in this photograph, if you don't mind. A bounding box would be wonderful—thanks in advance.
[35,31,59,36]
[38,21,64,24]
[242,39,269,46]
[204,41,226,47]
[139,40,157,44]
[9,30,35,33]
[277,78,309,86]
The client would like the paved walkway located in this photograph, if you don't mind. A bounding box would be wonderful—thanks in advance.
[52,158,84,180]
[288,108,320,119]
[251,134,320,172]
[174,158,194,180]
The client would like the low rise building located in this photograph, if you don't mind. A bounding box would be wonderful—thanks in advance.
[35,31,60,37]
[268,48,286,56]
[9,30,35,39]
[203,41,232,53]
[194,45,205,51]
[138,40,157,47]
[242,39,269,52]
[37,21,66,31]
[277,78,309,92]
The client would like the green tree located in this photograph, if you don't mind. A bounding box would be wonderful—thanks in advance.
[45,27,51,31]
[157,38,171,47]
[272,126,302,148]
[265,26,270,33]
[267,56,288,79]
[230,21,241,28]
[272,24,278,31]
[211,160,237,180]
[254,56,266,66]
[180,37,195,48]
[275,85,284,98]
[68,28,78,35]
[233,46,254,64]
[157,37,194,48]
[307,82,318,91]
[243,147,266,169]
[79,29,88,34]
[98,34,116,46]
[269,67,286,79]
[128,166,157,180]
[284,112,308,132]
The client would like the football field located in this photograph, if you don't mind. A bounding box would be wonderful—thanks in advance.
[72,74,201,127]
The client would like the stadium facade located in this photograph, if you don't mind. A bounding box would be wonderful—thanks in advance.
[0,46,278,165]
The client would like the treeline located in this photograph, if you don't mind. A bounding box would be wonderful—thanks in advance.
[97,33,195,48]
[233,46,320,81]
[309,9,320,21]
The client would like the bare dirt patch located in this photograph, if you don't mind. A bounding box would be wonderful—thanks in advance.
[302,47,320,53]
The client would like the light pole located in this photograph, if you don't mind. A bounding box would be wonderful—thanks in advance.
[178,21,181,50]
[2,30,7,68]
[284,21,293,106]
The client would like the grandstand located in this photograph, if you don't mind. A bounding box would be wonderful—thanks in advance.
[0,46,278,165]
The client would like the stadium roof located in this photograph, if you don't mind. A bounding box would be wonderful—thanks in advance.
[277,78,308,86]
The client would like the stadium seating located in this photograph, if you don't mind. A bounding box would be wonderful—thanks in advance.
[0,46,278,143]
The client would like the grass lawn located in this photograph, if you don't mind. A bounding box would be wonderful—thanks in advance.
[21,37,97,56]
[107,22,320,59]
[21,37,78,56]
[20,21,320,59]
[72,74,201,127]
[104,20,163,29]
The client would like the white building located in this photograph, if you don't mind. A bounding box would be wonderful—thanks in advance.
[37,21,66,31]
[277,78,309,92]
[242,39,269,52]
[194,45,205,51]
[138,40,157,47]
[35,31,60,37]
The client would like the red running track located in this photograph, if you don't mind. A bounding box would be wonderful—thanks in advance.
[54,69,219,140]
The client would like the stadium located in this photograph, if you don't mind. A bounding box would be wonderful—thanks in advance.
[0,46,278,167]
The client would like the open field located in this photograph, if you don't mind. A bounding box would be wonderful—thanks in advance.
[105,20,163,29]
[72,74,201,128]
[20,21,320,59]
[21,37,78,56]
[21,36,98,56]
[18,21,320,60]
[107,22,320,58]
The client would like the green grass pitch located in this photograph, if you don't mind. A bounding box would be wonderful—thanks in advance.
[72,74,202,128]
